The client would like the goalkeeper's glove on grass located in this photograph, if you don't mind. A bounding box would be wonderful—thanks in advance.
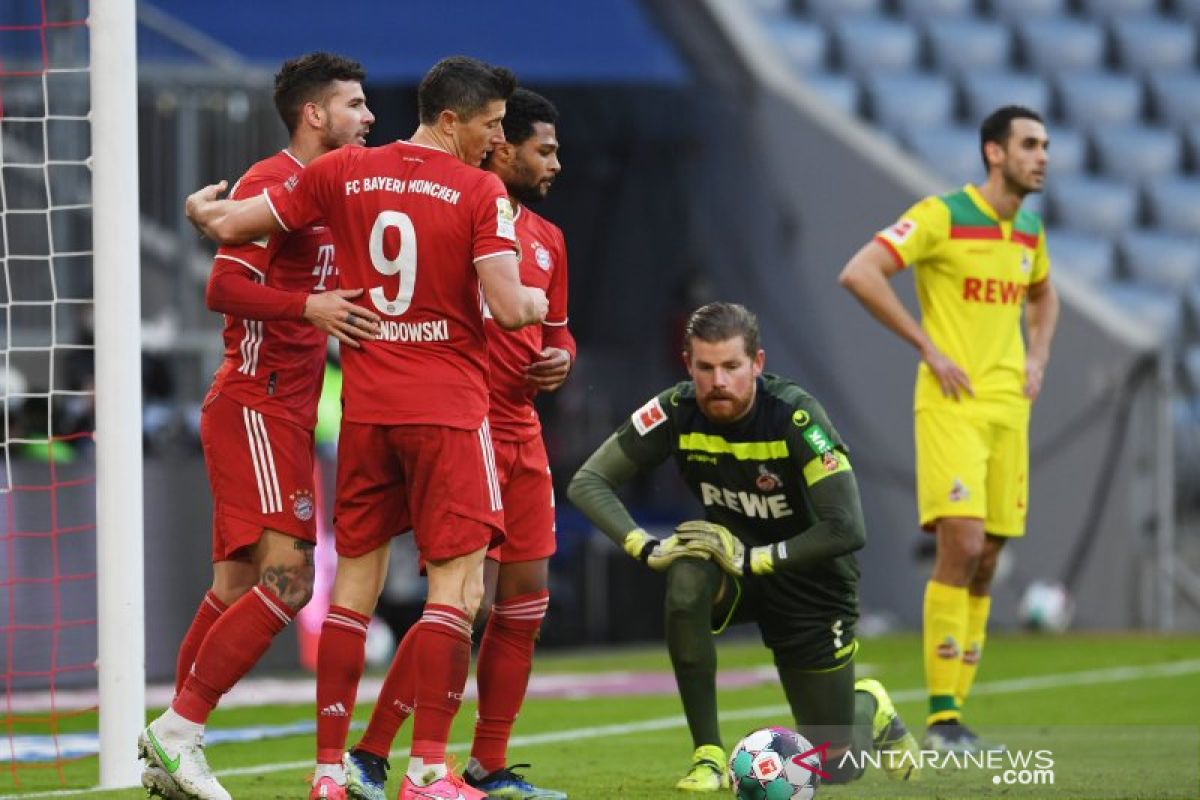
[673,520,774,576]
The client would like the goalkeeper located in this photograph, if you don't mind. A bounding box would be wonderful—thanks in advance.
[567,302,919,791]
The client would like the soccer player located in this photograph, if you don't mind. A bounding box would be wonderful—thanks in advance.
[838,105,1060,751]
[343,88,573,800]
[567,302,921,792]
[138,52,377,800]
[182,56,548,800]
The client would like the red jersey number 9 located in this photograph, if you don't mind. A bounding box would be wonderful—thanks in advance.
[368,210,416,317]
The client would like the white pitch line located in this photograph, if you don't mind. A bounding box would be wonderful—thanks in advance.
[5,657,1200,799]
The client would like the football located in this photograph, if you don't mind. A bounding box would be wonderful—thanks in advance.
[1019,580,1074,633]
[728,726,822,800]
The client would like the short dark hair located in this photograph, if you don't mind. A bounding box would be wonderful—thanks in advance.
[979,105,1044,171]
[683,302,760,358]
[501,88,559,145]
[274,52,366,135]
[418,55,517,125]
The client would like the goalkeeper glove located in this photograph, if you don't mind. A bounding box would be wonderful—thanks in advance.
[673,520,775,576]
[622,528,710,572]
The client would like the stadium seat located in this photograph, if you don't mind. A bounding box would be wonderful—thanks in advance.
[1110,16,1197,73]
[1046,228,1116,283]
[1047,175,1139,234]
[1017,18,1106,74]
[803,72,859,115]
[1119,230,1200,290]
[897,0,975,17]
[905,125,981,186]
[1047,127,1088,174]
[1177,0,1200,23]
[1145,176,1200,236]
[960,71,1051,122]
[832,18,920,74]
[985,0,1067,19]
[1055,73,1143,128]
[925,18,1012,73]
[1092,126,1182,181]
[1147,71,1200,126]
[866,72,955,132]
[1077,0,1158,18]
[764,17,828,72]
[803,0,884,21]
[1099,281,1183,341]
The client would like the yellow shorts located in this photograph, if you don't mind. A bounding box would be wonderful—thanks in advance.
[915,408,1028,536]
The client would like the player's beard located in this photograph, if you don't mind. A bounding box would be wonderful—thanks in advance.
[699,389,753,424]
[508,158,550,205]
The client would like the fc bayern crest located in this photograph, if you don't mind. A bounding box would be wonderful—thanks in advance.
[533,241,552,271]
[291,490,315,522]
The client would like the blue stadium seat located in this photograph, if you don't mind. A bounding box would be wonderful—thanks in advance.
[1145,176,1200,236]
[1110,16,1197,73]
[1055,73,1143,128]
[832,18,920,73]
[986,0,1067,20]
[803,72,860,115]
[1078,0,1158,17]
[1092,126,1183,181]
[905,125,981,186]
[866,72,956,132]
[1148,72,1200,126]
[960,71,1051,122]
[1047,127,1088,174]
[1017,18,1106,73]
[1046,228,1116,282]
[1100,281,1183,340]
[897,0,975,17]
[764,18,828,72]
[1178,0,1200,23]
[804,0,884,21]
[1119,230,1200,290]
[925,18,1012,73]
[1048,175,1139,233]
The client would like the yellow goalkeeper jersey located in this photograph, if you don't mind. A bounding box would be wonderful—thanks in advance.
[875,184,1050,419]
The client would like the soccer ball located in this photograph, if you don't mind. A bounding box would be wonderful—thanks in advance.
[728,726,822,800]
[1019,580,1073,633]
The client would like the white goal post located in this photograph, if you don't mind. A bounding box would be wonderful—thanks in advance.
[90,0,145,789]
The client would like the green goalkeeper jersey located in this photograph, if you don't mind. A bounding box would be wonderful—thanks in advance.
[569,374,864,618]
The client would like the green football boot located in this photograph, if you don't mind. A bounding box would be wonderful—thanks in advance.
[855,678,922,781]
[675,745,729,792]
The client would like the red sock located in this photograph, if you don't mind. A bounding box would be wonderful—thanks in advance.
[357,624,418,759]
[175,591,228,697]
[410,604,473,763]
[470,590,548,772]
[315,605,371,764]
[173,586,293,725]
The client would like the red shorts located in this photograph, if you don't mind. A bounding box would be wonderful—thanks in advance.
[487,435,556,563]
[199,392,317,562]
[333,419,505,560]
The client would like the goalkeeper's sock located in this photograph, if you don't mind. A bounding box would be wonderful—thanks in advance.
[315,605,370,764]
[665,559,723,748]
[923,580,968,725]
[410,604,472,764]
[470,589,548,773]
[173,585,293,725]
[174,591,227,697]
[357,623,417,760]
[954,594,991,710]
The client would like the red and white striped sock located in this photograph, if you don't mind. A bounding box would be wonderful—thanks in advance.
[315,605,371,764]
[174,590,227,697]
[409,604,473,765]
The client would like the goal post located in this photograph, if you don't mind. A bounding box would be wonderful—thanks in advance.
[90,0,145,789]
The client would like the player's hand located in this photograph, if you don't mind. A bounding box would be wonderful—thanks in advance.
[1024,354,1046,401]
[185,180,228,237]
[674,520,745,576]
[303,289,381,348]
[623,528,709,572]
[527,287,550,323]
[525,347,572,392]
[920,345,974,401]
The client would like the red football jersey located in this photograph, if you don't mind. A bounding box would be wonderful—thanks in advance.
[265,141,518,428]
[207,149,334,430]
[485,205,574,442]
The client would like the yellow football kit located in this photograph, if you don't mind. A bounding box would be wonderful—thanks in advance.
[876,184,1050,536]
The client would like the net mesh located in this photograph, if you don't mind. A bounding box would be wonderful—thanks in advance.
[0,0,98,788]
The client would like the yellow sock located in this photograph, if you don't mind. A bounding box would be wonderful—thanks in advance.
[954,594,991,711]
[923,580,968,725]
